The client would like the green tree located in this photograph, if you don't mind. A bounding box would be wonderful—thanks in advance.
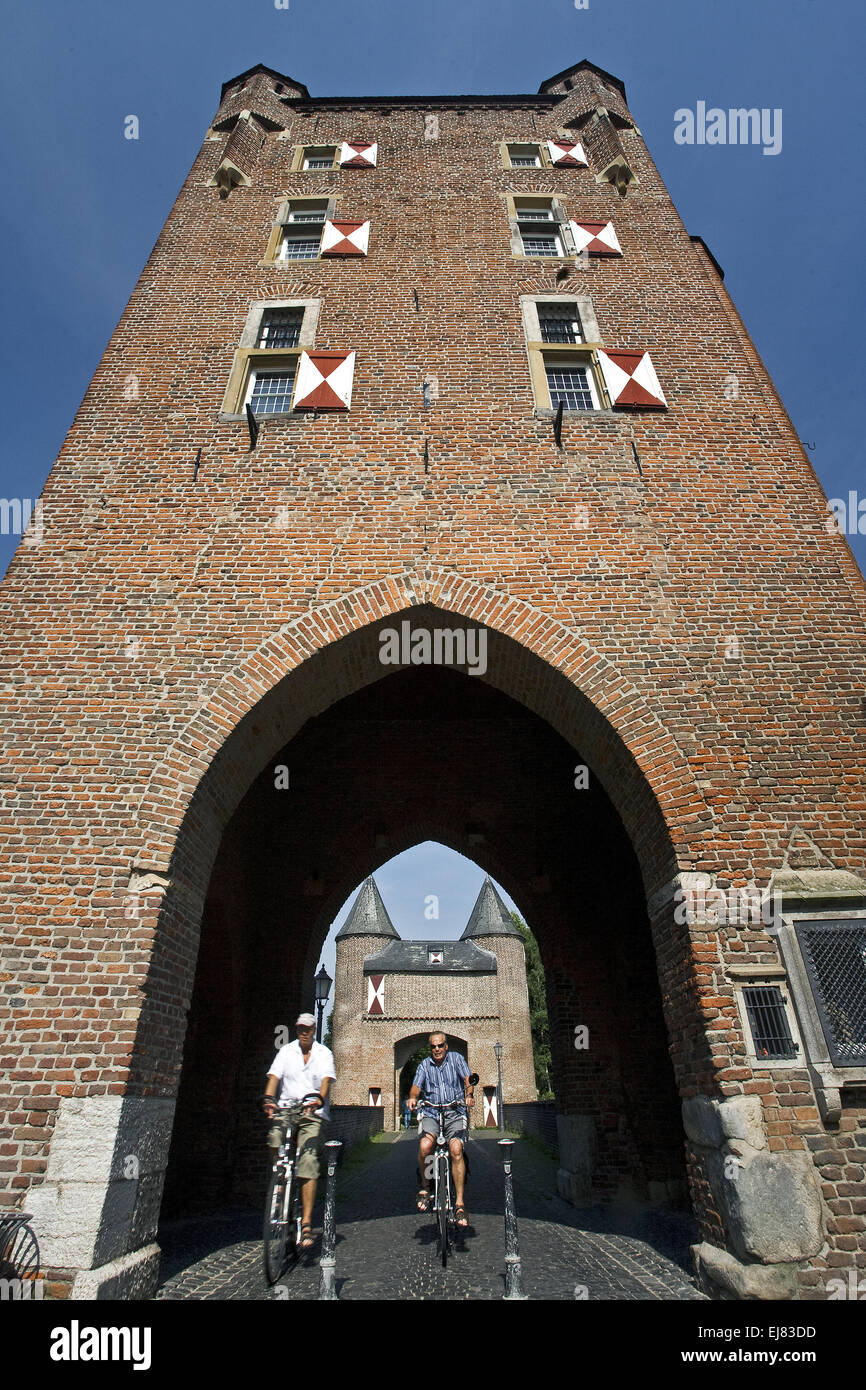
[322,1009,333,1049]
[511,911,553,1099]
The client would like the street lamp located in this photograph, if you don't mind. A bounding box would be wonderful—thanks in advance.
[494,1041,503,1131]
[314,964,332,1042]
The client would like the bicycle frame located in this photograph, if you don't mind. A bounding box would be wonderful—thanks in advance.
[263,1092,321,1284]
[421,1098,468,1266]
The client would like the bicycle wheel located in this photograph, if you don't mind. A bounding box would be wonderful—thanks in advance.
[438,1155,449,1267]
[263,1163,291,1285]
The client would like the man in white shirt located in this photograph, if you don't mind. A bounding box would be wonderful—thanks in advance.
[263,1013,337,1248]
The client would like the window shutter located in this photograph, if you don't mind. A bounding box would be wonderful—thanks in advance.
[568,220,623,257]
[547,139,588,167]
[293,350,356,411]
[321,219,370,257]
[598,350,667,409]
[367,975,384,1015]
[339,141,377,168]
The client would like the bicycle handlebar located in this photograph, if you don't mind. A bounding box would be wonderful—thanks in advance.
[272,1092,323,1111]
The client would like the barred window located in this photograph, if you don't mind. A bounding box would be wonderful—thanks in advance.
[508,143,542,167]
[257,309,303,349]
[742,986,799,1061]
[546,363,596,411]
[796,920,866,1065]
[247,369,296,415]
[538,304,583,343]
[303,146,337,169]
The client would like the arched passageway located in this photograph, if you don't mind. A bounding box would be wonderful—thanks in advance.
[160,658,689,1217]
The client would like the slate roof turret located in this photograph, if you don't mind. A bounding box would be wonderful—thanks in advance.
[335,876,400,941]
[460,876,522,940]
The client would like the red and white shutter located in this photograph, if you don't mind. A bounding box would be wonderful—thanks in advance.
[483,1087,498,1127]
[598,350,667,409]
[339,141,377,168]
[568,220,622,257]
[321,219,370,257]
[367,974,384,1015]
[547,139,588,168]
[293,350,356,411]
[368,1087,382,1107]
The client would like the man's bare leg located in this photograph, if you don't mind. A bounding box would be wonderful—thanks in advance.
[298,1177,317,1244]
[450,1138,467,1223]
[417,1132,435,1207]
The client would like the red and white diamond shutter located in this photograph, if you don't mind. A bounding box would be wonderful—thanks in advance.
[483,1087,498,1127]
[547,139,588,167]
[598,350,668,409]
[367,974,384,1015]
[293,350,356,411]
[568,220,622,257]
[321,219,370,257]
[339,140,378,167]
[368,1087,382,1107]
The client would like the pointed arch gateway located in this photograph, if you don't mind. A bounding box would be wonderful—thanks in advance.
[32,571,718,1296]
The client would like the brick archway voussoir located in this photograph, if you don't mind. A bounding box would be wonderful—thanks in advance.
[134,570,705,884]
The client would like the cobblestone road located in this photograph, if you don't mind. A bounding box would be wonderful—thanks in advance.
[155,1131,705,1301]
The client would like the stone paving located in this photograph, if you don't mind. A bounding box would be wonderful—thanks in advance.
[155,1131,705,1301]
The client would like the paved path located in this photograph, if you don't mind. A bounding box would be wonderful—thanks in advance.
[155,1131,705,1301]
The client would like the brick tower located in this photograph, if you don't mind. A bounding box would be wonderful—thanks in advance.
[1,59,864,1300]
[332,874,536,1127]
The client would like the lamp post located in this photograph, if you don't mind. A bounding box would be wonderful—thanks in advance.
[494,1041,503,1131]
[315,964,332,1042]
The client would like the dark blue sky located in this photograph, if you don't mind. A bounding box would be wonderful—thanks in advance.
[1,0,863,585]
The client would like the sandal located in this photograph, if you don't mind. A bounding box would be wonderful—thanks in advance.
[301,1224,315,1249]
[455,1205,468,1227]
[416,1189,431,1212]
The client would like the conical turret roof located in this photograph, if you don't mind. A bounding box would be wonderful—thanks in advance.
[459,875,522,940]
[335,876,400,941]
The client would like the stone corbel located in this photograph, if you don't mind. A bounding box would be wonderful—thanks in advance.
[209,159,251,200]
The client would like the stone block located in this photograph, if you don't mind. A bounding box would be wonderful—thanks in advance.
[693,1242,800,1300]
[682,1094,766,1150]
[707,1146,825,1263]
[71,1245,161,1301]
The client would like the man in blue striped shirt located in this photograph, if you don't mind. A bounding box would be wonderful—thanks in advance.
[407,1032,474,1225]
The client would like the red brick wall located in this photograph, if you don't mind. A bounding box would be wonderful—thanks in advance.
[1,62,864,1286]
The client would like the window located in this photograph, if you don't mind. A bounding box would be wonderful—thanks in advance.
[280,235,321,261]
[245,367,297,416]
[538,303,583,343]
[283,200,328,224]
[511,197,569,259]
[303,145,338,169]
[507,142,542,167]
[545,361,599,411]
[520,295,606,414]
[219,298,321,419]
[256,309,303,349]
[795,919,866,1066]
[742,986,799,1061]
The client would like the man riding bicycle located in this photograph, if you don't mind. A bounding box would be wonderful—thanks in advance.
[407,1031,474,1227]
[263,1013,336,1249]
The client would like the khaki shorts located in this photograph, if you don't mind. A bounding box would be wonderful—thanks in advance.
[268,1112,326,1181]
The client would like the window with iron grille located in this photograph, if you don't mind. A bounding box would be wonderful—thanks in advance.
[546,362,596,411]
[285,201,328,224]
[303,146,337,169]
[742,986,799,1061]
[257,309,303,349]
[247,368,296,415]
[538,304,583,343]
[795,919,866,1065]
[522,234,561,257]
[508,143,542,167]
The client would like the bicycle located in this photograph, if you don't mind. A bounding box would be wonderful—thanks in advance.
[262,1092,323,1285]
[419,1072,479,1268]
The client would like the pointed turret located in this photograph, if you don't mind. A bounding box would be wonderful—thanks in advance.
[335,875,400,941]
[460,875,522,941]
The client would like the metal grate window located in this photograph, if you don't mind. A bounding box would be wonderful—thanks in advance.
[521,233,560,257]
[304,150,336,169]
[280,236,321,261]
[286,204,327,223]
[249,369,296,415]
[511,156,540,166]
[546,363,595,410]
[257,310,303,349]
[795,919,866,1065]
[742,986,799,1060]
[538,305,583,343]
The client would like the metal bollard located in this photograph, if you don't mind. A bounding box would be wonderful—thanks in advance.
[318,1140,342,1300]
[498,1139,528,1300]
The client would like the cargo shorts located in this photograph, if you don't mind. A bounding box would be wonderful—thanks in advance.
[267,1111,326,1181]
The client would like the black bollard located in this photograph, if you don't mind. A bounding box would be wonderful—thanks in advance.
[318,1140,342,1300]
[498,1139,527,1300]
